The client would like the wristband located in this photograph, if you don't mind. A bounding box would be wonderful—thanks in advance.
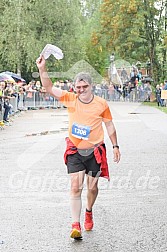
[113,145,119,149]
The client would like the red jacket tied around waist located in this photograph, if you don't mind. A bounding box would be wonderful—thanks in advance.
[64,137,110,180]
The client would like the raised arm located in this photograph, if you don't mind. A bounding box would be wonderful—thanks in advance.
[36,56,63,99]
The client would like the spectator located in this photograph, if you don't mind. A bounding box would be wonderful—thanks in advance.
[155,84,163,107]
[0,82,14,123]
[108,83,115,101]
[164,80,167,90]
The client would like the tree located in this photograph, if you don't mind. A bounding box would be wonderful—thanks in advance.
[0,0,85,80]
[142,0,166,80]
[93,0,166,81]
[79,0,109,76]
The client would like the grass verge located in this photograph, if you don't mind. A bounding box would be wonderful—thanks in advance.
[143,101,167,114]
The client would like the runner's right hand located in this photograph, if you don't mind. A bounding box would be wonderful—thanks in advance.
[36,56,46,70]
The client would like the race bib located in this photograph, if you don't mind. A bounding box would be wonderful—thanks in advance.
[71,123,90,140]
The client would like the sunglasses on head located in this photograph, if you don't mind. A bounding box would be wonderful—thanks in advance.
[75,84,89,90]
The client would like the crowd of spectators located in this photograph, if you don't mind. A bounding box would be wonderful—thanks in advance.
[0,73,167,128]
[155,81,167,107]
[0,79,74,126]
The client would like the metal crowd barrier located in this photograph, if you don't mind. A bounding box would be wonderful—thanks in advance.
[10,95,18,113]
[23,91,60,109]
[0,99,3,122]
[0,89,165,123]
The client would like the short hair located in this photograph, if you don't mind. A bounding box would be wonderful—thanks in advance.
[74,72,92,85]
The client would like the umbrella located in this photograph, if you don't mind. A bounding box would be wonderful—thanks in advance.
[0,73,15,82]
[4,71,26,83]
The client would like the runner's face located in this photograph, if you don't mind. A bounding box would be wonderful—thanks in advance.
[75,81,92,97]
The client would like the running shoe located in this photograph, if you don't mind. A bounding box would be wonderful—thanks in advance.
[0,121,4,126]
[70,222,82,239]
[84,211,93,231]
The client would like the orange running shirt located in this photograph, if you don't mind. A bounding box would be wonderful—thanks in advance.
[60,91,112,149]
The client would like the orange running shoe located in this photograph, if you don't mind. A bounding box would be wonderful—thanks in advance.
[70,222,82,239]
[84,211,93,231]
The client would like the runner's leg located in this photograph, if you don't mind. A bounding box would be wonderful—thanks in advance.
[70,170,85,222]
[86,175,99,211]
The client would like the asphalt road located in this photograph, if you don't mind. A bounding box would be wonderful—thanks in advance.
[0,102,167,252]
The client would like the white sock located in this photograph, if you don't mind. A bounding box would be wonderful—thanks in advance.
[70,196,82,223]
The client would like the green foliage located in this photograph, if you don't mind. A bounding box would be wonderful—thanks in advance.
[93,0,167,81]
[0,0,86,80]
[0,0,166,82]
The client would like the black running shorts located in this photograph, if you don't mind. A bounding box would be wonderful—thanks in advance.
[66,150,101,177]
